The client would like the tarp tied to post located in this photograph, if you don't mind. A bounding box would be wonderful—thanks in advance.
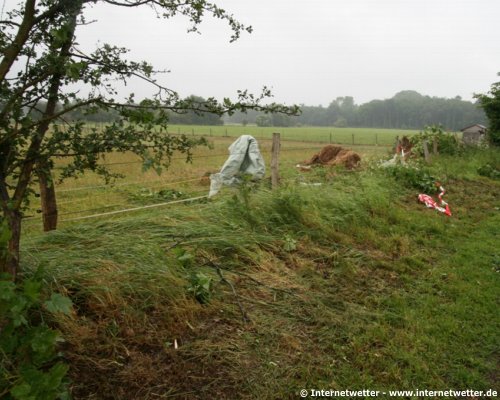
[209,135,266,197]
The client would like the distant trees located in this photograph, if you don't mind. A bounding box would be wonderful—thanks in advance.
[355,91,486,130]
[226,91,486,130]
[475,74,500,146]
[255,114,272,127]
[167,96,224,125]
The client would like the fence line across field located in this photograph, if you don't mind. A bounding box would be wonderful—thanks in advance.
[60,195,209,223]
[51,130,394,168]
[57,179,201,205]
[55,123,398,146]
[43,142,368,206]
[57,176,202,193]
[52,145,336,171]
[53,146,329,192]
[56,157,315,206]
[24,189,210,223]
[27,133,372,229]
[29,177,311,225]
[168,128,397,147]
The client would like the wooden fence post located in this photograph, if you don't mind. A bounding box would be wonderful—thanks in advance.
[329,132,332,143]
[352,133,355,145]
[375,133,378,146]
[423,140,430,163]
[271,132,281,190]
[393,136,400,153]
[37,163,58,232]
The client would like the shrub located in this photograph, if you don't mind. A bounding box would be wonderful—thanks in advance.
[384,163,439,193]
[187,272,213,304]
[0,270,73,399]
[477,163,500,180]
[410,125,462,156]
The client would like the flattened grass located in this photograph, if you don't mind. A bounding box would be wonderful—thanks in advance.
[20,148,500,399]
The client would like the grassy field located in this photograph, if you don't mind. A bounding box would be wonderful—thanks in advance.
[23,134,393,235]
[168,124,422,145]
[16,140,500,399]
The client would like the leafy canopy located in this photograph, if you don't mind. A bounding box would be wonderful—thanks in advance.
[0,0,299,209]
[475,73,500,146]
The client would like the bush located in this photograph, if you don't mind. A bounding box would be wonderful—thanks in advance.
[410,125,462,156]
[478,163,500,180]
[0,271,73,399]
[187,272,213,304]
[384,163,439,193]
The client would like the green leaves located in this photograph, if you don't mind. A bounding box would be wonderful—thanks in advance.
[10,362,69,400]
[50,25,71,48]
[29,326,60,363]
[174,248,195,268]
[0,274,72,399]
[475,74,500,146]
[282,234,297,252]
[23,280,42,302]
[65,61,87,80]
[385,163,439,194]
[187,272,213,304]
[410,125,462,156]
[0,219,11,258]
[43,293,73,315]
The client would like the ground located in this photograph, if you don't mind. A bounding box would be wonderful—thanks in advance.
[17,131,500,399]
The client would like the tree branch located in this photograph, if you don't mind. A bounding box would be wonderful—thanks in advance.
[0,0,36,82]
[12,4,81,209]
[70,49,177,96]
[24,98,102,131]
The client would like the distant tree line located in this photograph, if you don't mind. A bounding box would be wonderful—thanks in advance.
[32,91,485,130]
[226,90,487,131]
[27,95,224,125]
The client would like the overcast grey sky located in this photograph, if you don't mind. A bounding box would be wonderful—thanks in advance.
[7,0,500,106]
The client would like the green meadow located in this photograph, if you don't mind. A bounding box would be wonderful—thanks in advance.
[168,124,422,145]
[14,142,500,399]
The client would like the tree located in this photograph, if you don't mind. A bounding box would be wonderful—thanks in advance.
[0,0,299,280]
[475,74,500,146]
[168,95,224,125]
[255,114,272,127]
[333,116,347,127]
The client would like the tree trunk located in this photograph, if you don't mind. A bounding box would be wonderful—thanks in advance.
[0,210,21,281]
[37,165,58,231]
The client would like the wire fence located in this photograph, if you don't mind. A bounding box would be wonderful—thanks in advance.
[54,123,400,147]
[169,127,398,147]
[23,132,395,227]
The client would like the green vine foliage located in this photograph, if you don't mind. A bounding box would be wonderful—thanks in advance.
[410,125,463,156]
[384,163,439,194]
[187,272,213,305]
[475,74,500,146]
[0,249,73,400]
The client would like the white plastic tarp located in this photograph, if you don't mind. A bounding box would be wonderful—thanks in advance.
[209,135,265,197]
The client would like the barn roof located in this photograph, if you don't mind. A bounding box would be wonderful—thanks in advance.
[460,124,487,132]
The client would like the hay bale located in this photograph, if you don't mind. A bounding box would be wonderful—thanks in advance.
[330,150,361,169]
[303,145,343,165]
[299,145,361,170]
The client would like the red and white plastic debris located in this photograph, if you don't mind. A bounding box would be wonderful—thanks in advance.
[418,184,452,217]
